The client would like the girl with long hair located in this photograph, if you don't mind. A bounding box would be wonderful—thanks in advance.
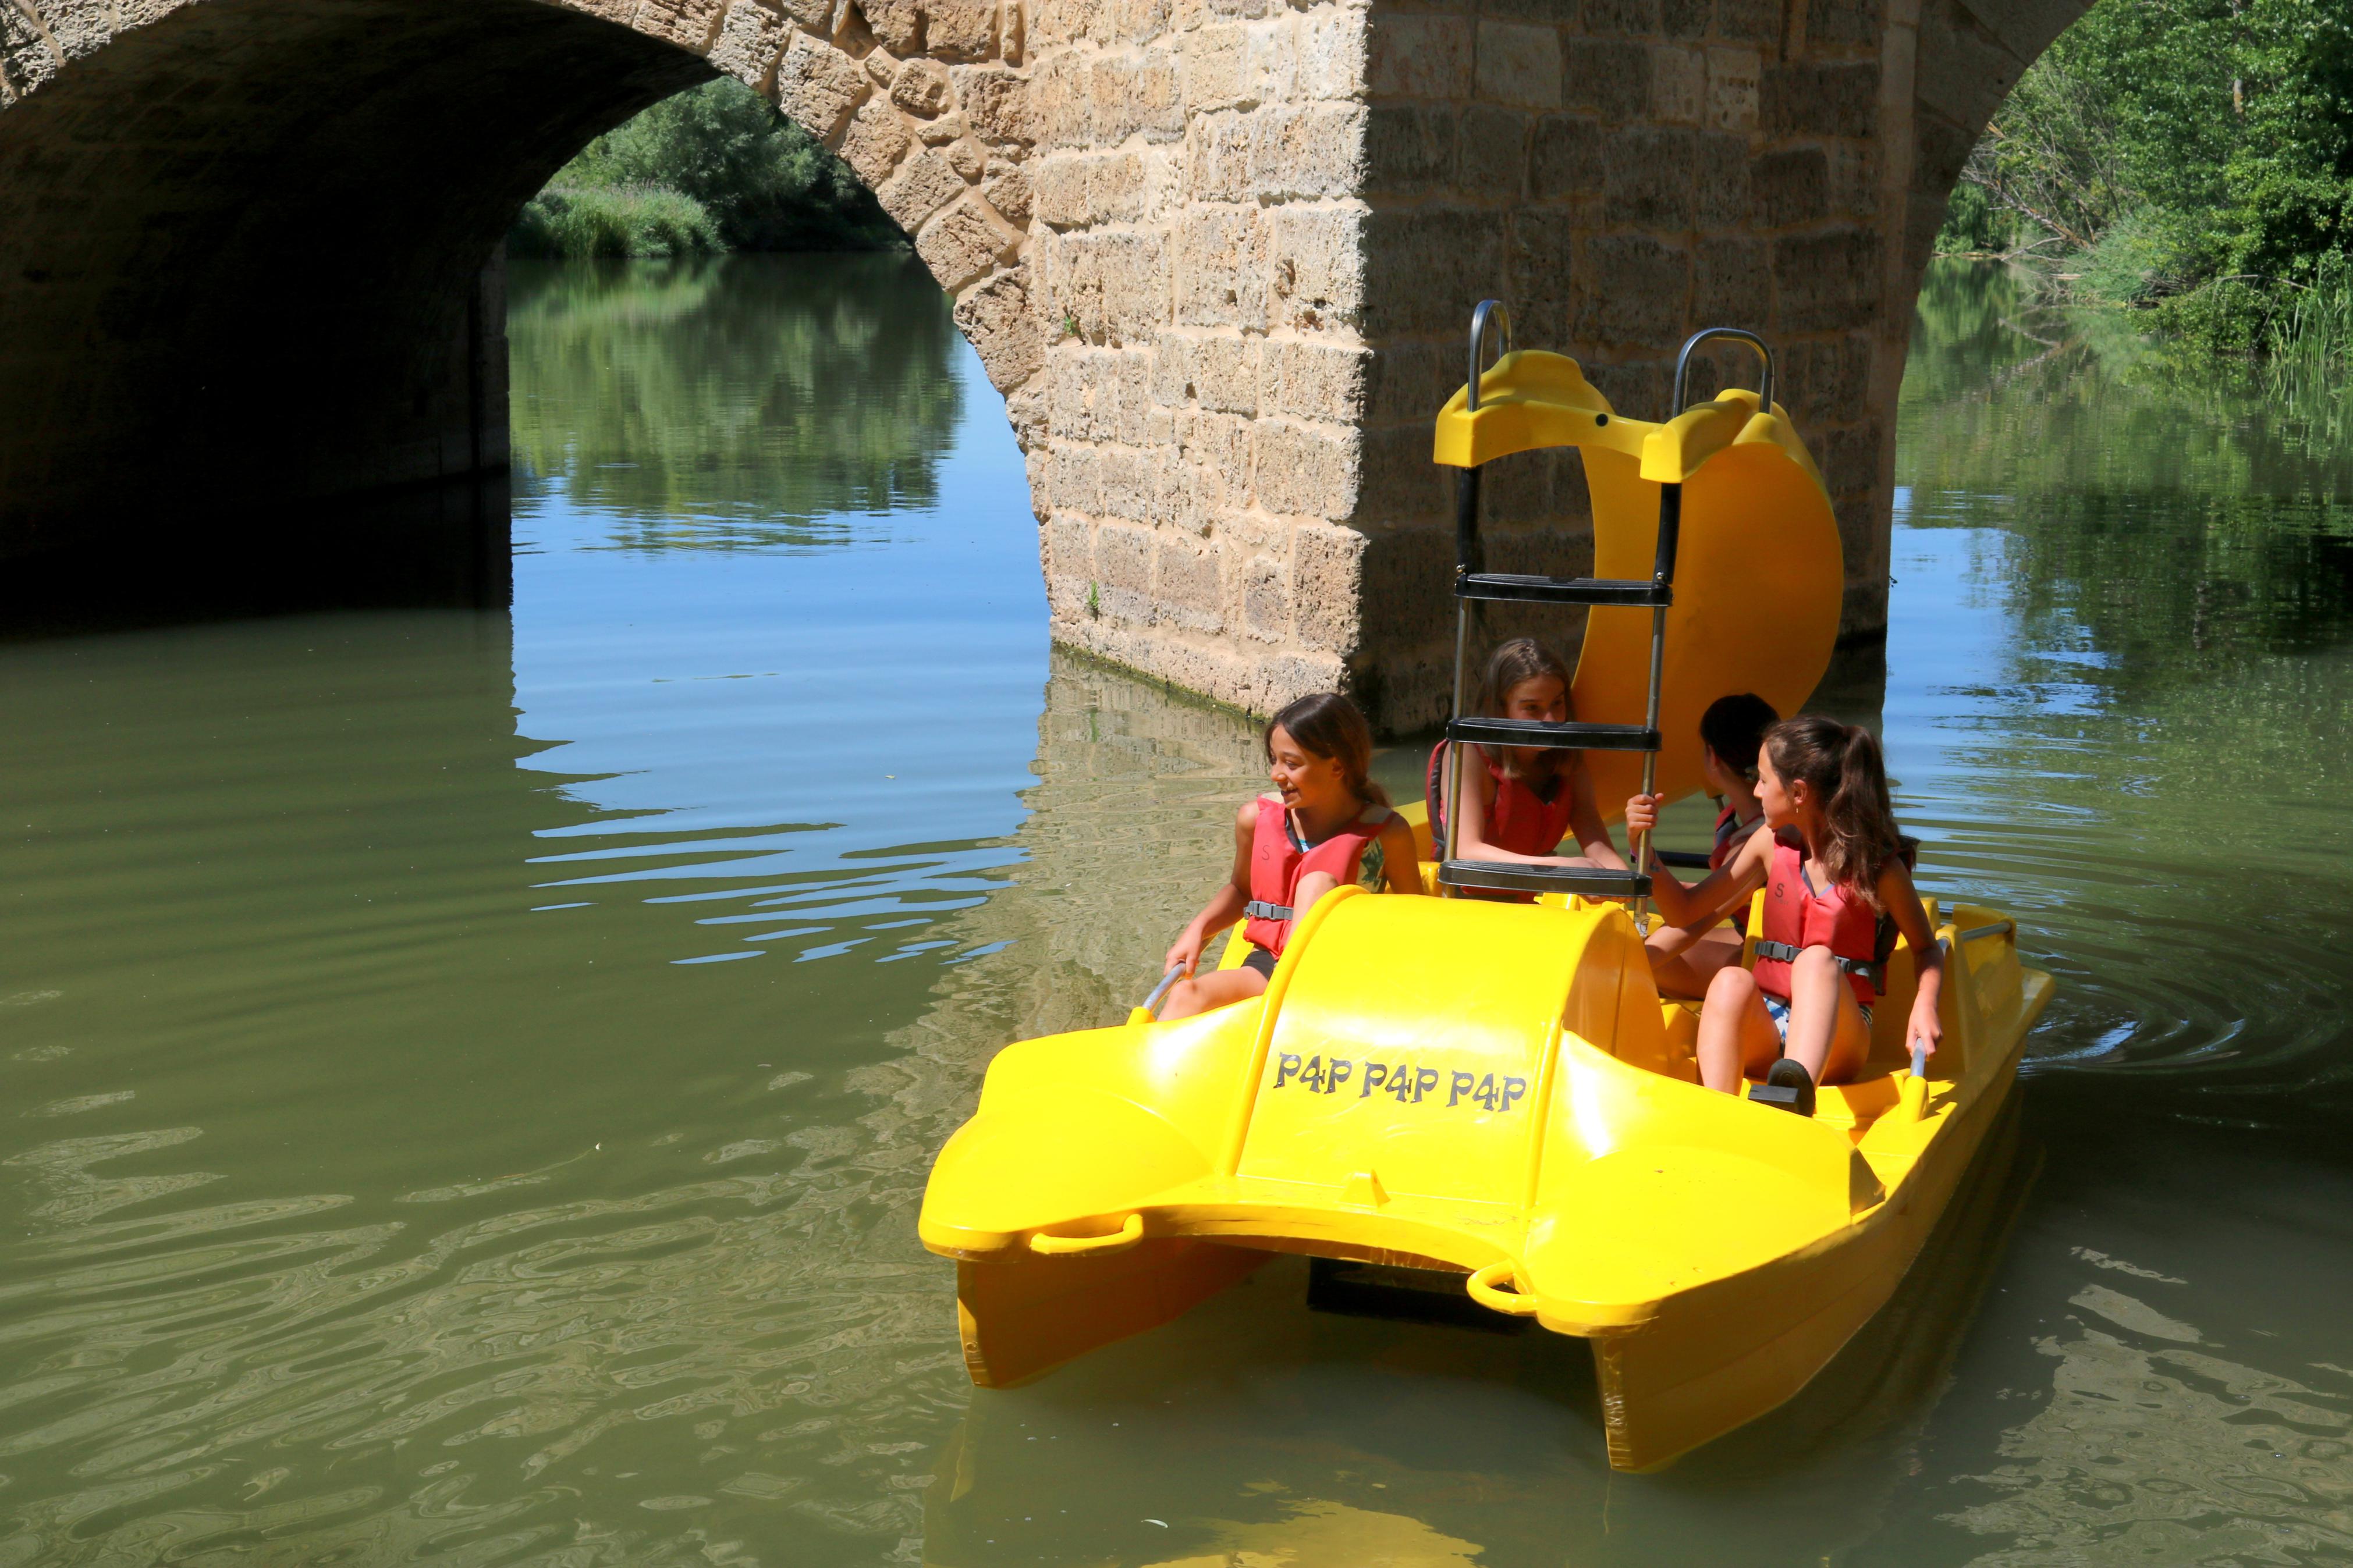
[1425,637,1628,896]
[1158,692,1422,1021]
[1625,716,1943,1112]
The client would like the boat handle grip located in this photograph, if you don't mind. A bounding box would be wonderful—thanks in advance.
[1139,967,1184,1019]
[1028,1213,1145,1256]
[1466,1259,1541,1316]
[1673,327,1773,415]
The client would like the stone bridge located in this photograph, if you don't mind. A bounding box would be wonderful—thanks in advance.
[0,0,2079,728]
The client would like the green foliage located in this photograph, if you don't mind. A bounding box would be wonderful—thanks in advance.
[512,78,903,257]
[1944,32,2134,259]
[2068,209,2199,306]
[1934,0,2353,353]
[1935,178,2010,255]
[508,184,724,260]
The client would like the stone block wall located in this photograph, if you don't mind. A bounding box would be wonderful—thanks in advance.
[1018,0,1382,713]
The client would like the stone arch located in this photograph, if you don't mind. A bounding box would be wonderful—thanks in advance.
[1904,0,2093,284]
[0,0,2125,724]
[0,0,1039,602]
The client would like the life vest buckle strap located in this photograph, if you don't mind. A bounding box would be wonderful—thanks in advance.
[1754,938,1883,990]
[1243,899,1295,924]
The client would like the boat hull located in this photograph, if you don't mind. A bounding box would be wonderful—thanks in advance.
[1587,1016,2029,1469]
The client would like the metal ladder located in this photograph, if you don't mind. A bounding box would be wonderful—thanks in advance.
[1437,304,1775,904]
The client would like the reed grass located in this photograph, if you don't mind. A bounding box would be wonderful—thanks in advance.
[509,186,724,261]
[2263,267,2353,368]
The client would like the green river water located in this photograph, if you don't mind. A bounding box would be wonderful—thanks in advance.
[2,256,2349,1566]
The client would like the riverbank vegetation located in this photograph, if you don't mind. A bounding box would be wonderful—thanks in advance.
[510,80,903,258]
[1936,0,2352,360]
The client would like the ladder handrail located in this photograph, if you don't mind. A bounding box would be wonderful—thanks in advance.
[1446,300,1512,872]
[1465,300,1512,414]
[1631,482,1680,923]
[1445,307,1772,919]
[1672,328,1774,416]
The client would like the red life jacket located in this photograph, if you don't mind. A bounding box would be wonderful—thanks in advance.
[1751,839,1883,1004]
[1424,741,1577,856]
[1709,803,1762,870]
[1243,795,1390,956]
[1424,741,1578,905]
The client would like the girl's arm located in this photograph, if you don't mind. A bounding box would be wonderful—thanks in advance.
[1624,794,1769,930]
[1166,801,1254,977]
[1879,859,1944,1058]
[1375,813,1424,894]
[1564,756,1631,870]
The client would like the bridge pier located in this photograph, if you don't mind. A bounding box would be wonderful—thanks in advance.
[1024,0,2082,731]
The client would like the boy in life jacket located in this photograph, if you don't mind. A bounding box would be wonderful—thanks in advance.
[1423,638,1630,898]
[1624,716,1944,1117]
[1641,692,1777,997]
[1158,693,1423,1021]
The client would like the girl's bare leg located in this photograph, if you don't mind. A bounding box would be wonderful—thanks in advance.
[1781,947,1873,1083]
[1696,966,1783,1093]
[1646,925,1744,1000]
[1291,870,1341,919]
[1159,963,1267,1021]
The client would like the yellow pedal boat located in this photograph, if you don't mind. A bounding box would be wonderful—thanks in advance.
[918,885,2050,1470]
[916,319,2055,1470]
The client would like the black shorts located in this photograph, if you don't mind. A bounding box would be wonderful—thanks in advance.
[1242,946,1277,979]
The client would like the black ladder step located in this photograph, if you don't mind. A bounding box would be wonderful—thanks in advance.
[1439,861,1653,898]
[1458,573,1671,608]
[1447,717,1660,752]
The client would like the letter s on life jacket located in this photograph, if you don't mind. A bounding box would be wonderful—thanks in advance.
[1750,839,1882,1004]
[1241,795,1389,957]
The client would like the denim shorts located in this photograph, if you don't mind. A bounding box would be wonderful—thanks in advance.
[1763,992,1871,1042]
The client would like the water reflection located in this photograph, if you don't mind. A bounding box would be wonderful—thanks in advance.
[0,255,1033,1565]
[1861,1115,2353,1566]
[509,254,964,543]
[4,258,2353,1567]
[1903,260,2353,672]
[1891,263,2353,1115]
